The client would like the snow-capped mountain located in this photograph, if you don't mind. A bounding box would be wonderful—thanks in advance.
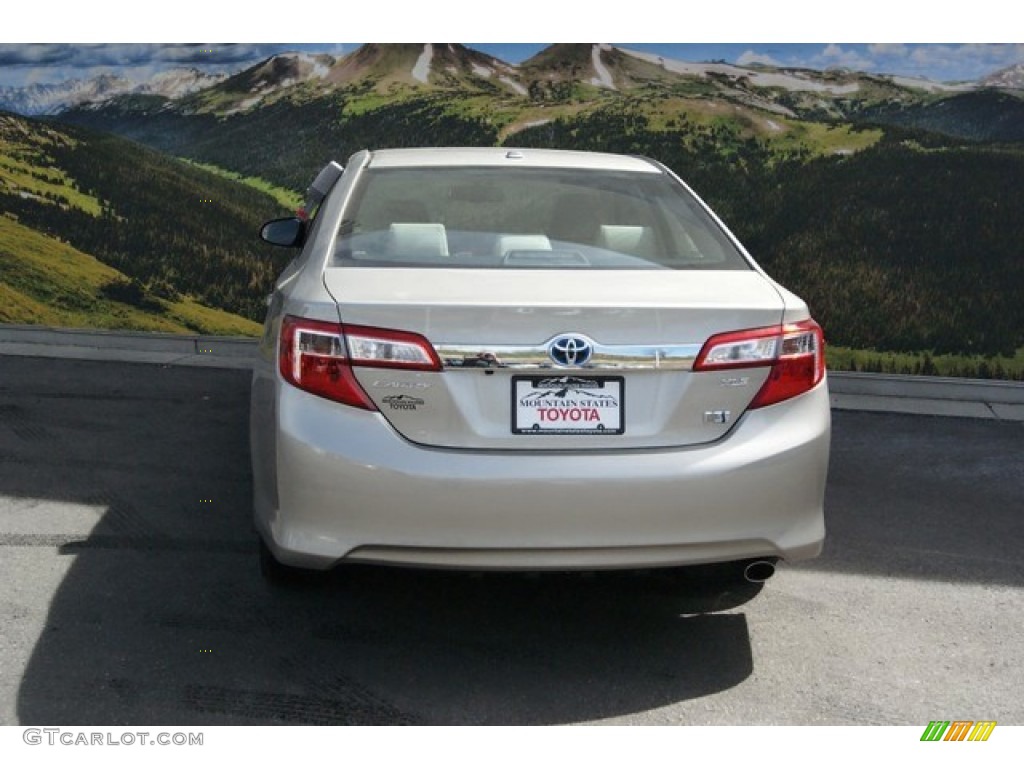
[980,63,1024,90]
[5,43,1004,120]
[213,53,335,97]
[519,43,667,91]
[324,43,520,91]
[187,45,528,114]
[134,67,227,99]
[0,74,132,116]
[183,53,335,113]
[0,67,227,116]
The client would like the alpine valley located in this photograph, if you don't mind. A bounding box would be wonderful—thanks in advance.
[2,43,1023,377]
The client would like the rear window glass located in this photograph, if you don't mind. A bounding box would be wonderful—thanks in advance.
[331,166,750,270]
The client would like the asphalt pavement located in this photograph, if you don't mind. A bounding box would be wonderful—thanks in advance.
[0,352,1022,725]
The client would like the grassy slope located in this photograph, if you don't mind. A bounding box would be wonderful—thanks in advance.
[179,159,303,209]
[0,116,104,215]
[490,92,886,162]
[0,214,260,336]
[1,111,294,323]
[827,345,1024,381]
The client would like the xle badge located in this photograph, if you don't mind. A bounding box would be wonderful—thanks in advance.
[382,395,424,411]
[704,410,732,424]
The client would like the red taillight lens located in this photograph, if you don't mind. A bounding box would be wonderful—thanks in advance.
[279,317,374,409]
[694,319,825,409]
[278,316,440,408]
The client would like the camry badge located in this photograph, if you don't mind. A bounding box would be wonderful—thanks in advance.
[371,380,431,389]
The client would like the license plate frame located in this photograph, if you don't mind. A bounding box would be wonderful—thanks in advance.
[511,375,624,435]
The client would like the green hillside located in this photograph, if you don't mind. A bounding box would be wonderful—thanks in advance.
[742,139,1024,359]
[859,89,1024,143]
[0,111,293,328]
[0,214,260,335]
[62,91,502,192]
[48,90,1024,375]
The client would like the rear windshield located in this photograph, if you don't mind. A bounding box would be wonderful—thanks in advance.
[331,166,750,270]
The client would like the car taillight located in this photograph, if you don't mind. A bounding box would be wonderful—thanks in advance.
[694,319,825,409]
[344,325,443,370]
[279,316,440,408]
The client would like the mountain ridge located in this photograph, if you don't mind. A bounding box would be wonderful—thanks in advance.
[2,43,1014,118]
[980,62,1024,90]
[0,68,226,116]
[53,42,1024,154]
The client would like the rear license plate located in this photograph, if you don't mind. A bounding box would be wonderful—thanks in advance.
[512,375,624,435]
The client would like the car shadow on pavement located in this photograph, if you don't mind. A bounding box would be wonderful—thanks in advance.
[7,359,757,725]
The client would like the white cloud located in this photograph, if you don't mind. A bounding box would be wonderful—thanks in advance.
[0,44,282,70]
[909,43,1024,68]
[729,43,1024,81]
[873,43,1024,81]
[737,50,783,67]
[868,44,908,57]
[0,43,294,89]
[817,44,874,71]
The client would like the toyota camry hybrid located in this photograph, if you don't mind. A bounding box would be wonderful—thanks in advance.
[251,147,830,586]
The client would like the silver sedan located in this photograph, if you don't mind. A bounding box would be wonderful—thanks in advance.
[251,147,830,586]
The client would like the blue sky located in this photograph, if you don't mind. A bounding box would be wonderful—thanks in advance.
[2,43,1023,89]
[476,44,1024,82]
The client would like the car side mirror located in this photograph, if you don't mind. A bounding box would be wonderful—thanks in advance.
[260,217,306,248]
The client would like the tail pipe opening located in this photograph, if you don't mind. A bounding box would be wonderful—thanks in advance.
[743,558,778,583]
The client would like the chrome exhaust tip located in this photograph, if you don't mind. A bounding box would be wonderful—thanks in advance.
[743,559,776,583]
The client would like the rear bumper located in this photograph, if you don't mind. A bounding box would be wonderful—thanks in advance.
[253,379,830,571]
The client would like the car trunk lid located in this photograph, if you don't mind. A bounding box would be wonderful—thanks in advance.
[324,268,786,450]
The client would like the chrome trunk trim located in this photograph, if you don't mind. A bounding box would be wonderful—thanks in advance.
[434,340,700,371]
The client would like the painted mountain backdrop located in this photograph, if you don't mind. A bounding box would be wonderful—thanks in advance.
[2,43,1023,378]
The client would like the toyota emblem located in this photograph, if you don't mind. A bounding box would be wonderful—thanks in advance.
[548,335,593,367]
